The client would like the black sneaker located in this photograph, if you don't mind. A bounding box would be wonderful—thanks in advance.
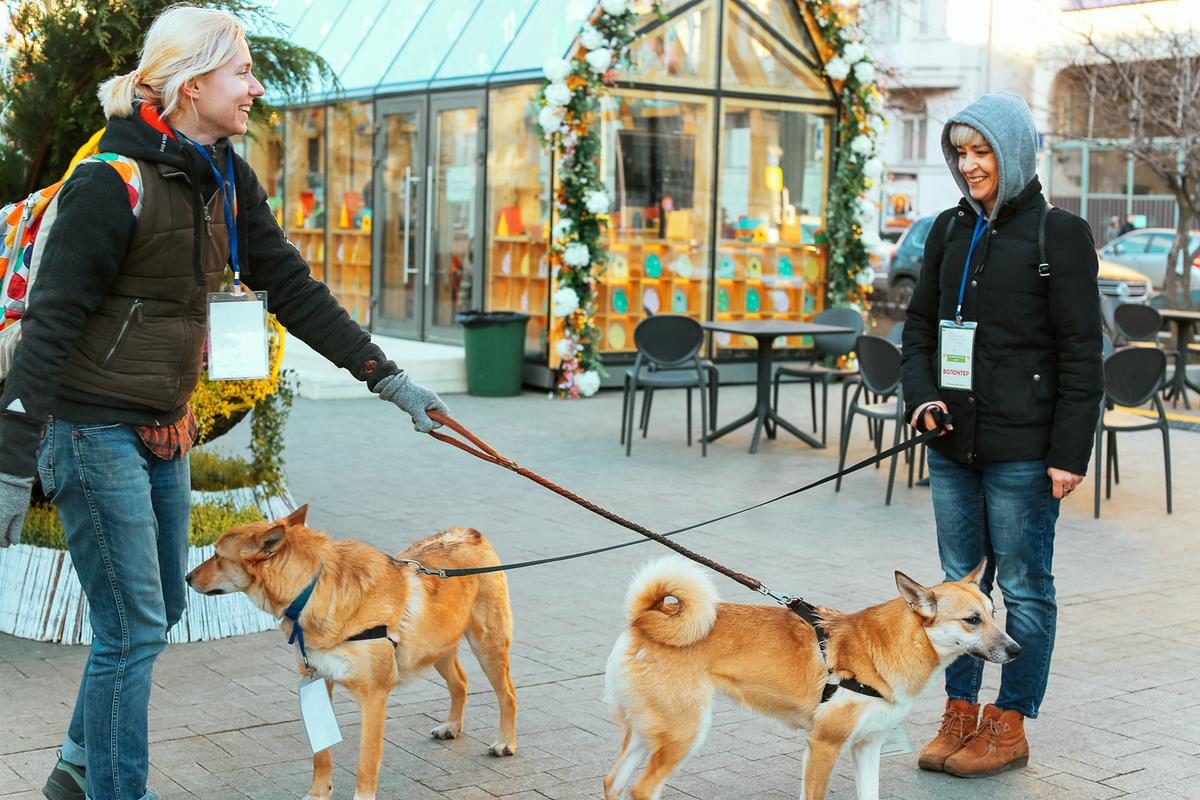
[42,753,85,800]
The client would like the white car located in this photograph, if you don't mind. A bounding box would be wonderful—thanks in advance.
[1097,228,1200,290]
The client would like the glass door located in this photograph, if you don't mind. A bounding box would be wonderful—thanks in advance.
[426,92,485,342]
[374,97,425,339]
[373,92,484,343]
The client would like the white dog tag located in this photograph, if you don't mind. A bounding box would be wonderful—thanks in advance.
[938,320,977,391]
[298,675,342,754]
[880,723,914,759]
[207,291,269,380]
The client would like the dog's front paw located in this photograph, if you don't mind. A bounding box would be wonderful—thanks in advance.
[488,740,516,757]
[430,722,461,740]
[302,793,332,800]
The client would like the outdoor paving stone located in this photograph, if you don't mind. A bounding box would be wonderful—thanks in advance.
[2,387,1198,798]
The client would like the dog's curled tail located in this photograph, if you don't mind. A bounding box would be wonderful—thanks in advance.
[625,557,719,647]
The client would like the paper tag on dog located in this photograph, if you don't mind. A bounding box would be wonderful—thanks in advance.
[298,675,342,754]
[880,723,914,759]
[207,290,269,380]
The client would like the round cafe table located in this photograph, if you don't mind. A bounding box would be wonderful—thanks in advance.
[1158,307,1200,409]
[701,319,855,453]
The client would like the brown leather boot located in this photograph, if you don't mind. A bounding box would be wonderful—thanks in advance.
[943,704,1029,777]
[917,699,979,772]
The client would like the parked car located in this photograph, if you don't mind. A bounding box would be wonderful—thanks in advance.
[874,214,1155,326]
[1096,228,1200,290]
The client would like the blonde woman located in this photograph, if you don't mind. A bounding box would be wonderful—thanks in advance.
[901,93,1102,778]
[0,7,446,800]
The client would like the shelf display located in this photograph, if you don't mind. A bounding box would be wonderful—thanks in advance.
[284,107,326,283]
[326,102,374,324]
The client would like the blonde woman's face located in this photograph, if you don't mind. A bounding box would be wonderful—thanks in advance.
[956,140,999,212]
[191,38,264,140]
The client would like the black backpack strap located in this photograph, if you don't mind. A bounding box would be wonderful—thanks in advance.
[1037,204,1051,278]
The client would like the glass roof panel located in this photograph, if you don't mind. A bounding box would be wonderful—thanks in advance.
[436,0,537,82]
[246,0,312,36]
[319,0,389,89]
[622,1,717,88]
[379,0,481,90]
[722,3,830,99]
[339,1,433,93]
[493,0,593,77]
[289,0,349,51]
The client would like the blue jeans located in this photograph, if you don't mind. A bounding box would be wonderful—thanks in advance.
[926,448,1060,718]
[37,420,190,800]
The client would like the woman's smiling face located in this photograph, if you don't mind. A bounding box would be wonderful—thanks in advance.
[957,138,999,213]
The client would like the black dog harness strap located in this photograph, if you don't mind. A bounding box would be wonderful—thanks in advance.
[786,598,884,702]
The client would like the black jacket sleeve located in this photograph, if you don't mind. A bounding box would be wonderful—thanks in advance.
[1044,210,1103,475]
[235,156,400,389]
[901,209,955,421]
[0,163,135,477]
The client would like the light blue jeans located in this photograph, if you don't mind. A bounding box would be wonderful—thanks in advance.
[37,419,190,800]
[926,448,1060,718]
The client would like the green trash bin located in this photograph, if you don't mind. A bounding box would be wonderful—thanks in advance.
[457,311,530,397]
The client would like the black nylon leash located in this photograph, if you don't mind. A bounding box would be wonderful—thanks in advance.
[421,410,943,580]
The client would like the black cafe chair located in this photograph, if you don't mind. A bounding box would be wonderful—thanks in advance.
[835,335,906,505]
[620,315,712,457]
[771,307,864,446]
[1093,346,1171,518]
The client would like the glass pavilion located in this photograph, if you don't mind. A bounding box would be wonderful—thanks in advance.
[245,0,838,386]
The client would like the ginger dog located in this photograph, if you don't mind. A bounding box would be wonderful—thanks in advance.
[603,557,1019,800]
[186,505,517,800]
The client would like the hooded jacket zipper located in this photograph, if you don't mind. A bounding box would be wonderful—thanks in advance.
[101,298,143,368]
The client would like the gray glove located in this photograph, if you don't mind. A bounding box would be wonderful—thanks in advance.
[0,472,34,547]
[375,373,449,433]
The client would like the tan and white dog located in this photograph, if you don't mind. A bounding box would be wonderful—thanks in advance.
[186,505,517,800]
[603,557,1020,800]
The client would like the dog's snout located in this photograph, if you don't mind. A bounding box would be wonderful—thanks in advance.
[1005,640,1022,658]
[185,568,196,586]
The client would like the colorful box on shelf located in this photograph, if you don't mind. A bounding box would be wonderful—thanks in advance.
[497,207,525,237]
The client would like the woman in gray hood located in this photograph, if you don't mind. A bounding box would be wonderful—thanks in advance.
[901,93,1103,777]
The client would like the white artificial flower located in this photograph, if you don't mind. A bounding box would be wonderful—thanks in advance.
[850,134,873,156]
[601,0,629,14]
[538,105,565,135]
[856,196,875,219]
[854,61,876,84]
[584,190,610,215]
[576,370,601,397]
[856,267,876,287]
[552,285,581,316]
[552,218,573,240]
[585,47,613,74]
[563,242,591,267]
[825,56,850,81]
[543,57,571,82]
[861,226,882,247]
[843,42,866,64]
[555,337,577,359]
[580,24,606,51]
[863,157,884,180]
[544,81,571,107]
[866,92,883,113]
[868,114,885,133]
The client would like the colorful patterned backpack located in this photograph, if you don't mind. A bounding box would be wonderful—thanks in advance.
[0,146,143,379]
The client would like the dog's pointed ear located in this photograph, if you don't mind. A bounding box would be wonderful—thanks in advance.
[896,571,937,619]
[284,504,309,528]
[960,559,988,586]
[257,525,285,556]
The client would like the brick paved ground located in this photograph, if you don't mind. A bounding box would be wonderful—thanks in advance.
[2,384,1198,799]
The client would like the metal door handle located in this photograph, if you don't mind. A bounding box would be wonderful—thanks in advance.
[402,166,419,283]
[424,164,435,287]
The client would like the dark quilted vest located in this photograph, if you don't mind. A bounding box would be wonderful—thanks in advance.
[58,160,228,412]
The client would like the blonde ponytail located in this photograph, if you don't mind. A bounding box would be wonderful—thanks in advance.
[95,4,244,120]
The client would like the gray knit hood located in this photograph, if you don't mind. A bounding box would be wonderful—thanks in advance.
[941,92,1038,219]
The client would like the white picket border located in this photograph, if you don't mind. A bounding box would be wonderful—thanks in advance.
[0,485,293,645]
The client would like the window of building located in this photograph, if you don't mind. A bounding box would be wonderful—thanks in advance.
[722,1,827,99]
[918,0,946,36]
[625,0,716,88]
[326,102,374,324]
[901,114,927,162]
[487,84,552,353]
[284,107,327,282]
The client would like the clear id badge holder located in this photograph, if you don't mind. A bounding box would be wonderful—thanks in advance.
[938,319,977,391]
[207,291,269,380]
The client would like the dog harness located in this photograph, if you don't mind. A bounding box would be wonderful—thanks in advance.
[283,567,398,673]
[786,598,884,703]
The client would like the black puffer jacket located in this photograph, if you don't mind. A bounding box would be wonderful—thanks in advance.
[901,177,1104,475]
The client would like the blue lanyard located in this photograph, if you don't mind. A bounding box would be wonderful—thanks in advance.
[955,214,989,324]
[184,137,241,290]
